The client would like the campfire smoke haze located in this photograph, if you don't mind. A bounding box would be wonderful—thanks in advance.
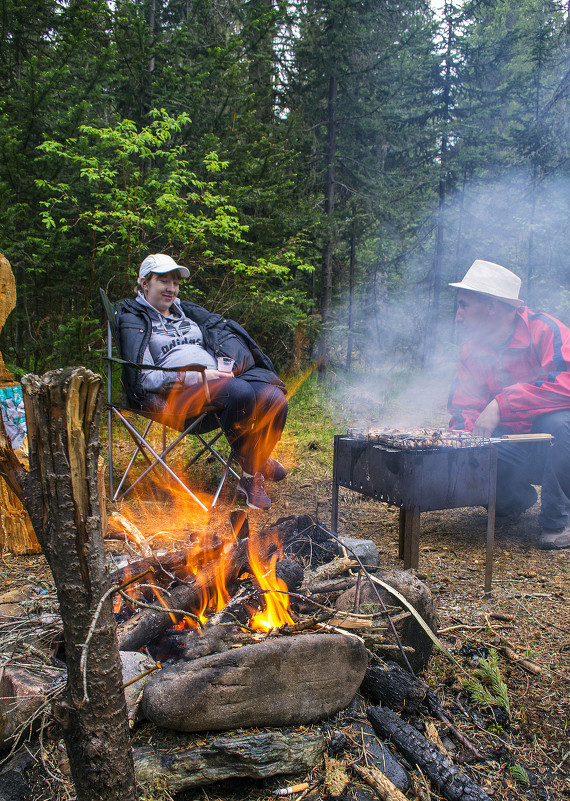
[325,281,458,432]
[323,170,570,431]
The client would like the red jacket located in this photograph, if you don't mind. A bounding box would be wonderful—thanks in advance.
[448,307,570,433]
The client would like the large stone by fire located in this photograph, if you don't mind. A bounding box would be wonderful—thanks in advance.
[141,632,367,732]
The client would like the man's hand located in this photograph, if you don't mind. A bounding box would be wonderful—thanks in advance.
[472,399,500,436]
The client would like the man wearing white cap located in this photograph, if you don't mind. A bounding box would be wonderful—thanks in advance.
[116,253,288,511]
[448,259,570,550]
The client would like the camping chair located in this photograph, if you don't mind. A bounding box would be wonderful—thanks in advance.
[100,288,240,511]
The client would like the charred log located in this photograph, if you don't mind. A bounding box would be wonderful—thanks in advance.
[133,730,326,792]
[368,706,492,801]
[361,661,429,714]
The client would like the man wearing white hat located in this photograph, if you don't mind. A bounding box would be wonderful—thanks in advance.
[448,259,570,550]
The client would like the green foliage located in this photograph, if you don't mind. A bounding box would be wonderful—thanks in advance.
[509,763,530,786]
[35,110,249,269]
[31,109,312,371]
[3,0,570,376]
[463,648,511,717]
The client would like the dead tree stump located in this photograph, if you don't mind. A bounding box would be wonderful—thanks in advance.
[0,368,138,801]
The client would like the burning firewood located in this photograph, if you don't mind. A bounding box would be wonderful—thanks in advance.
[117,537,250,651]
[107,511,152,555]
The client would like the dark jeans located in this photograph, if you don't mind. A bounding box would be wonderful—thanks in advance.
[494,409,570,530]
[165,375,288,475]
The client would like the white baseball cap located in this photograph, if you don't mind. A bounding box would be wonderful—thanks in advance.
[449,259,524,307]
[138,254,190,281]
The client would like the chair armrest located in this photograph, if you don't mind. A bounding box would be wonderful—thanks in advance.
[105,358,212,403]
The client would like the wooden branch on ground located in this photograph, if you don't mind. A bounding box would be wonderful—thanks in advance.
[351,762,408,801]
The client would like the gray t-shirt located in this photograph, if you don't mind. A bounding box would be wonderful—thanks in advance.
[137,293,216,394]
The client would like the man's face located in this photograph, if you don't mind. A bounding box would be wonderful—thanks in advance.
[454,290,492,341]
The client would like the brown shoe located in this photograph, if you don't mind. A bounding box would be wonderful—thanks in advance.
[263,458,287,481]
[538,525,570,550]
[237,472,271,510]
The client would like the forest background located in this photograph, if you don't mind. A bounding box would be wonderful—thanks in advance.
[2,0,570,405]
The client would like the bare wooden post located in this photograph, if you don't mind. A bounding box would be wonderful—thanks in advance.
[0,367,138,801]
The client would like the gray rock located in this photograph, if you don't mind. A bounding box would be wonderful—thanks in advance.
[0,745,36,801]
[335,569,438,672]
[337,537,380,570]
[120,651,157,725]
[142,632,368,732]
[0,656,63,749]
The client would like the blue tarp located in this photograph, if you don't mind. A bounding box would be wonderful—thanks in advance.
[0,385,26,449]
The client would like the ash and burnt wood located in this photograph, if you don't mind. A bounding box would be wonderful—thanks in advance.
[0,369,137,801]
[368,706,492,801]
[265,514,337,568]
[133,730,326,792]
[141,631,368,732]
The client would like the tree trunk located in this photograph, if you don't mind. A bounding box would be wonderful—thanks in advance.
[346,221,356,372]
[0,368,138,801]
[318,74,337,379]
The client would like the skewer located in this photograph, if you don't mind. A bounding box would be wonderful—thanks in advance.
[346,428,554,449]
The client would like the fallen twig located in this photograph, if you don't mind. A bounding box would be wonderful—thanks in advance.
[351,762,408,801]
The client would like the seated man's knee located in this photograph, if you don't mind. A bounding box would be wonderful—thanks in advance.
[532,410,570,442]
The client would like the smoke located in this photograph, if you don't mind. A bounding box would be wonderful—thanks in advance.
[320,168,570,431]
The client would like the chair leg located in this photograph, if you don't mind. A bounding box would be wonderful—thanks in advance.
[184,431,240,481]
[211,450,235,508]
[108,404,114,499]
[113,413,154,501]
[131,417,209,492]
[113,414,209,511]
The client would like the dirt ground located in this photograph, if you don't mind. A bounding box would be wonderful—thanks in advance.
[1,442,569,801]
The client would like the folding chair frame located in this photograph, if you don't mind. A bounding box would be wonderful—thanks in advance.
[101,288,240,511]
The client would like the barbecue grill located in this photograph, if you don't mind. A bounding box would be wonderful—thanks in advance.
[332,429,498,592]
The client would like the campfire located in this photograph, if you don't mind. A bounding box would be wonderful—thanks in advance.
[88,477,444,740]
[1,370,560,801]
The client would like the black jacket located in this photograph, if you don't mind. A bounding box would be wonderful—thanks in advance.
[116,297,285,408]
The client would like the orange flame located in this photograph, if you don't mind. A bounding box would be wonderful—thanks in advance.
[247,523,295,631]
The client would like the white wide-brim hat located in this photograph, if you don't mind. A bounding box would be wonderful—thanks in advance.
[449,259,524,307]
[139,253,190,281]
